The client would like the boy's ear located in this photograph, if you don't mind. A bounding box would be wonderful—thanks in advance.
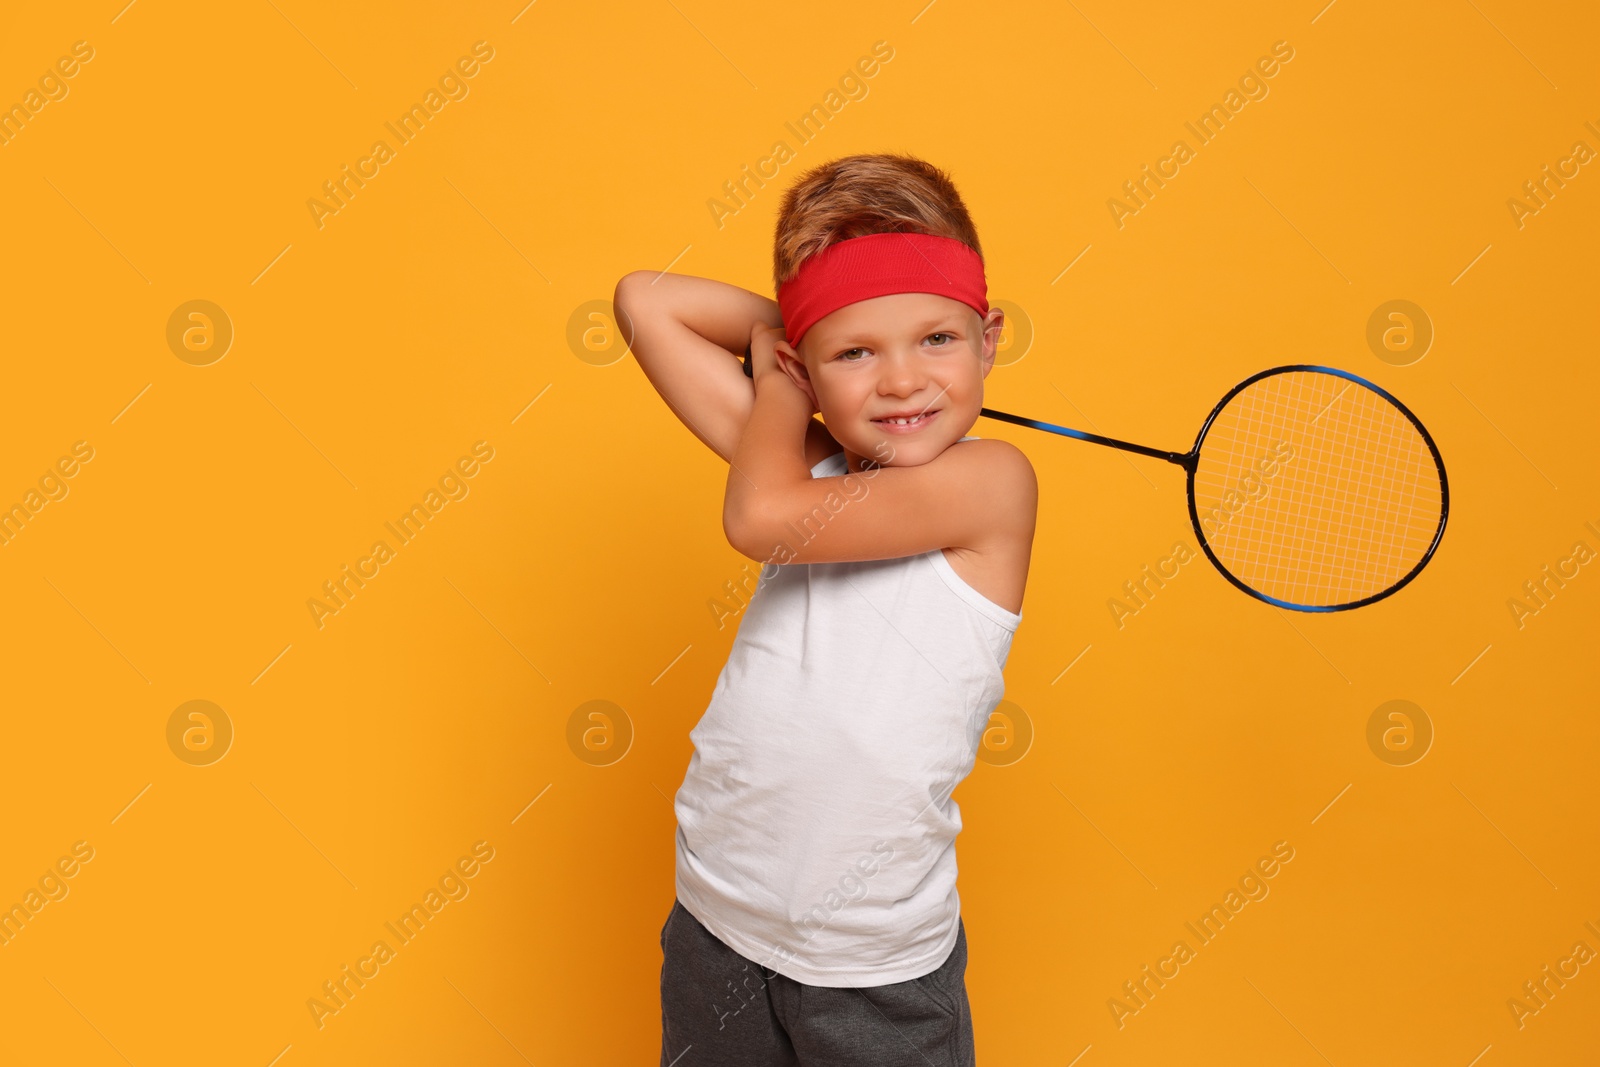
[776,340,820,409]
[978,306,1006,377]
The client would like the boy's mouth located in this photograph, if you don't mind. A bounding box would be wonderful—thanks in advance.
[872,409,940,433]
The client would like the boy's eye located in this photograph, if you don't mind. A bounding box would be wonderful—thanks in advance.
[835,333,953,360]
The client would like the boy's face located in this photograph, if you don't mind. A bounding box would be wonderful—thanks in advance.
[780,292,1006,470]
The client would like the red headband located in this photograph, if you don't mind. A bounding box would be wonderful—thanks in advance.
[776,232,988,349]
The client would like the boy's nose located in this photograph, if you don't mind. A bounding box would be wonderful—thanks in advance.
[876,350,927,396]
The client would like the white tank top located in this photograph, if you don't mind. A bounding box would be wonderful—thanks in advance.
[672,437,1023,987]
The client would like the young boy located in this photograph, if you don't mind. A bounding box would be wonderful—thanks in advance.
[615,153,1037,1067]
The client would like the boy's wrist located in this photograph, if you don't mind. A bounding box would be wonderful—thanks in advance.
[754,369,818,418]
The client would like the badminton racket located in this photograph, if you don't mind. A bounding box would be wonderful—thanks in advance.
[978,365,1449,612]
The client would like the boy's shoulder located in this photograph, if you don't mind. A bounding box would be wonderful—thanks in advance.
[951,438,1038,539]
[945,436,1037,491]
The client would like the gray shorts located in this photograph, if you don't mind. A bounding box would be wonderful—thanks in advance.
[659,898,975,1067]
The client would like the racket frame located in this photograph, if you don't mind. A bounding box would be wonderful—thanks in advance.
[981,364,1450,613]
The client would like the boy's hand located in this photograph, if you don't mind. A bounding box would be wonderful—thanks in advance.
[746,322,786,381]
[749,322,818,415]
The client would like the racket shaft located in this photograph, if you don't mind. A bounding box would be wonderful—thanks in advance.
[978,407,1189,467]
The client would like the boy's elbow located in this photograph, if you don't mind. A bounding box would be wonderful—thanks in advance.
[612,270,650,315]
[613,272,661,356]
[722,498,763,559]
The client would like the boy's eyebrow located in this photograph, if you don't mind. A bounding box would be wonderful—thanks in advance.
[813,312,967,348]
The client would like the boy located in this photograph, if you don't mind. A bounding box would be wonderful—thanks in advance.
[615,153,1036,1066]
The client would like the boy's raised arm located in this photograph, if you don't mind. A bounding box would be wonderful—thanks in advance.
[612,271,782,463]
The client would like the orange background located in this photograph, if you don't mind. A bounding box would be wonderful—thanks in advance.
[1,1,1596,1064]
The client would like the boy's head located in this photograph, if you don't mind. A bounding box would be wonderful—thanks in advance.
[772,154,1005,470]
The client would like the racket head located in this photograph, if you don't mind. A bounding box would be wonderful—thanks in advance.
[1184,365,1449,612]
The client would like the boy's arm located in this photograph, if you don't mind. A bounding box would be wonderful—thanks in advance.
[611,270,785,463]
[724,342,1036,566]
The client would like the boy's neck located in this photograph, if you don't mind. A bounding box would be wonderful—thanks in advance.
[839,447,877,475]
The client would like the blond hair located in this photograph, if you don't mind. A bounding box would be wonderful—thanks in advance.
[772,153,983,293]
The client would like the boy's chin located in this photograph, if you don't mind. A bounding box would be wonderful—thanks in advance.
[852,436,954,467]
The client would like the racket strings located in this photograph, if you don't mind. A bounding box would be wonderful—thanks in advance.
[1231,382,1429,601]
[1220,378,1435,602]
[1192,370,1443,608]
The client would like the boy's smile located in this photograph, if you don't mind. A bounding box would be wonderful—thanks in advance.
[786,291,1006,474]
[871,408,941,433]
